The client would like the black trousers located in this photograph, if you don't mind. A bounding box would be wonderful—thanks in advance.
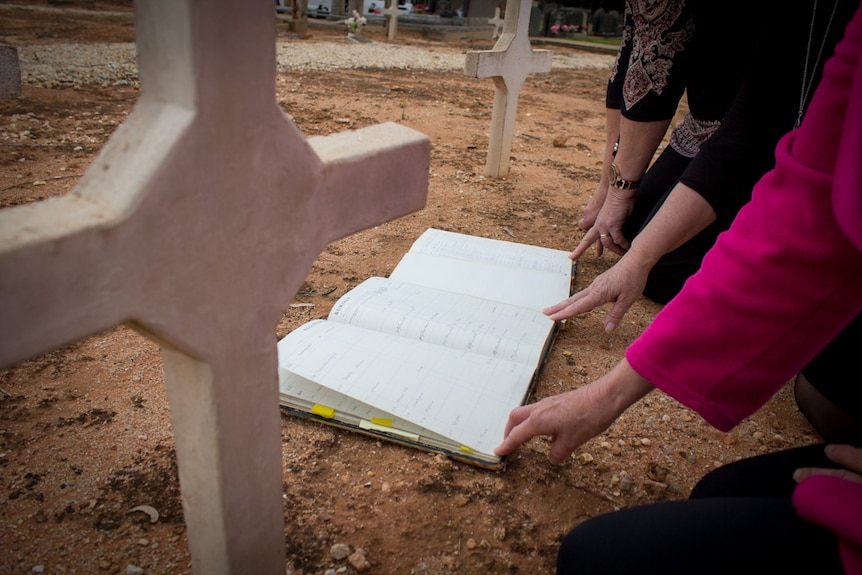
[556,444,845,575]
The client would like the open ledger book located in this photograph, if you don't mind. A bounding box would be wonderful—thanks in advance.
[277,228,575,469]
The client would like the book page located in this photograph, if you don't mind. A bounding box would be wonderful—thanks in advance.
[390,252,571,311]
[277,319,535,457]
[279,370,498,462]
[390,229,573,310]
[327,277,555,366]
[278,369,430,438]
[406,228,573,274]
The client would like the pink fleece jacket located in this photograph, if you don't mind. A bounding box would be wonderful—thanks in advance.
[626,4,862,573]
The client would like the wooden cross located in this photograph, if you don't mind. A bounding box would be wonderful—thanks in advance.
[383,0,405,41]
[0,1,429,574]
[465,0,552,177]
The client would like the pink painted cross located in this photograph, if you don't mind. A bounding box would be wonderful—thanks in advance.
[0,1,429,573]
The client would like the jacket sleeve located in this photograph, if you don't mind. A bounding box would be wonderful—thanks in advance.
[625,4,862,432]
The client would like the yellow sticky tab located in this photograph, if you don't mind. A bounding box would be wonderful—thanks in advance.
[370,417,393,427]
[459,446,474,453]
[311,404,335,419]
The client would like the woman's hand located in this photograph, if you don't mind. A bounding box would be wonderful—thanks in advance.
[572,187,636,259]
[543,252,652,332]
[578,181,608,231]
[794,444,862,484]
[495,360,654,464]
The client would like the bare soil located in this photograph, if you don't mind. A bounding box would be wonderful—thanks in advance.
[0,3,820,574]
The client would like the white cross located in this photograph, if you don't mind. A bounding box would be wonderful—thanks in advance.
[383,0,405,41]
[465,0,552,177]
[0,1,429,574]
[488,6,505,39]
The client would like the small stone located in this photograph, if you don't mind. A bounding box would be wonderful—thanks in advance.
[125,565,144,575]
[31,566,44,574]
[646,462,669,483]
[466,538,477,550]
[618,472,634,493]
[348,548,371,572]
[577,452,594,465]
[640,438,651,446]
[330,543,351,560]
[433,453,453,470]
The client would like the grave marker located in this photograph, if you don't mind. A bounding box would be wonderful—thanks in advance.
[383,0,405,40]
[0,1,430,573]
[465,0,552,177]
[0,45,21,98]
[488,7,505,39]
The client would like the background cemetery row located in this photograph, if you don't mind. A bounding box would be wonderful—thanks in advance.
[0,3,819,575]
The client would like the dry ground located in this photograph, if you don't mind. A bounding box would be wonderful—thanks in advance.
[0,2,820,574]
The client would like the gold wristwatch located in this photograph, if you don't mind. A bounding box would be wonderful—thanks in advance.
[609,162,641,190]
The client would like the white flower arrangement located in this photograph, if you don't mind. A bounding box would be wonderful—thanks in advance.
[345,10,367,36]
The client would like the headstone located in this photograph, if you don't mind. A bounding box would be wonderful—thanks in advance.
[594,8,622,36]
[0,1,430,574]
[465,0,552,177]
[0,45,22,98]
[292,0,309,34]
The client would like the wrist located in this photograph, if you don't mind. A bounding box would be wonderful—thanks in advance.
[608,162,641,191]
[600,359,654,413]
[626,237,665,269]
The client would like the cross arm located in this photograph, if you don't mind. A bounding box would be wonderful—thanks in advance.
[308,122,430,246]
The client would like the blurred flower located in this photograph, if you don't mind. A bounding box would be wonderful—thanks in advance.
[345,10,367,34]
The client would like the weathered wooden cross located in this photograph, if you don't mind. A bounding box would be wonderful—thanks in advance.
[0,1,429,574]
[465,0,552,177]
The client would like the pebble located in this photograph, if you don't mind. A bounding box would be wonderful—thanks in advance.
[15,41,614,89]
[347,548,371,572]
[125,565,144,575]
[618,471,633,493]
[330,543,351,560]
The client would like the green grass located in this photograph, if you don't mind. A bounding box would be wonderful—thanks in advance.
[579,35,622,46]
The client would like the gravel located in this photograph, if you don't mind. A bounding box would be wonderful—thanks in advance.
[16,40,614,88]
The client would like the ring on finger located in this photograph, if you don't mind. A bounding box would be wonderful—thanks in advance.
[599,233,609,239]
